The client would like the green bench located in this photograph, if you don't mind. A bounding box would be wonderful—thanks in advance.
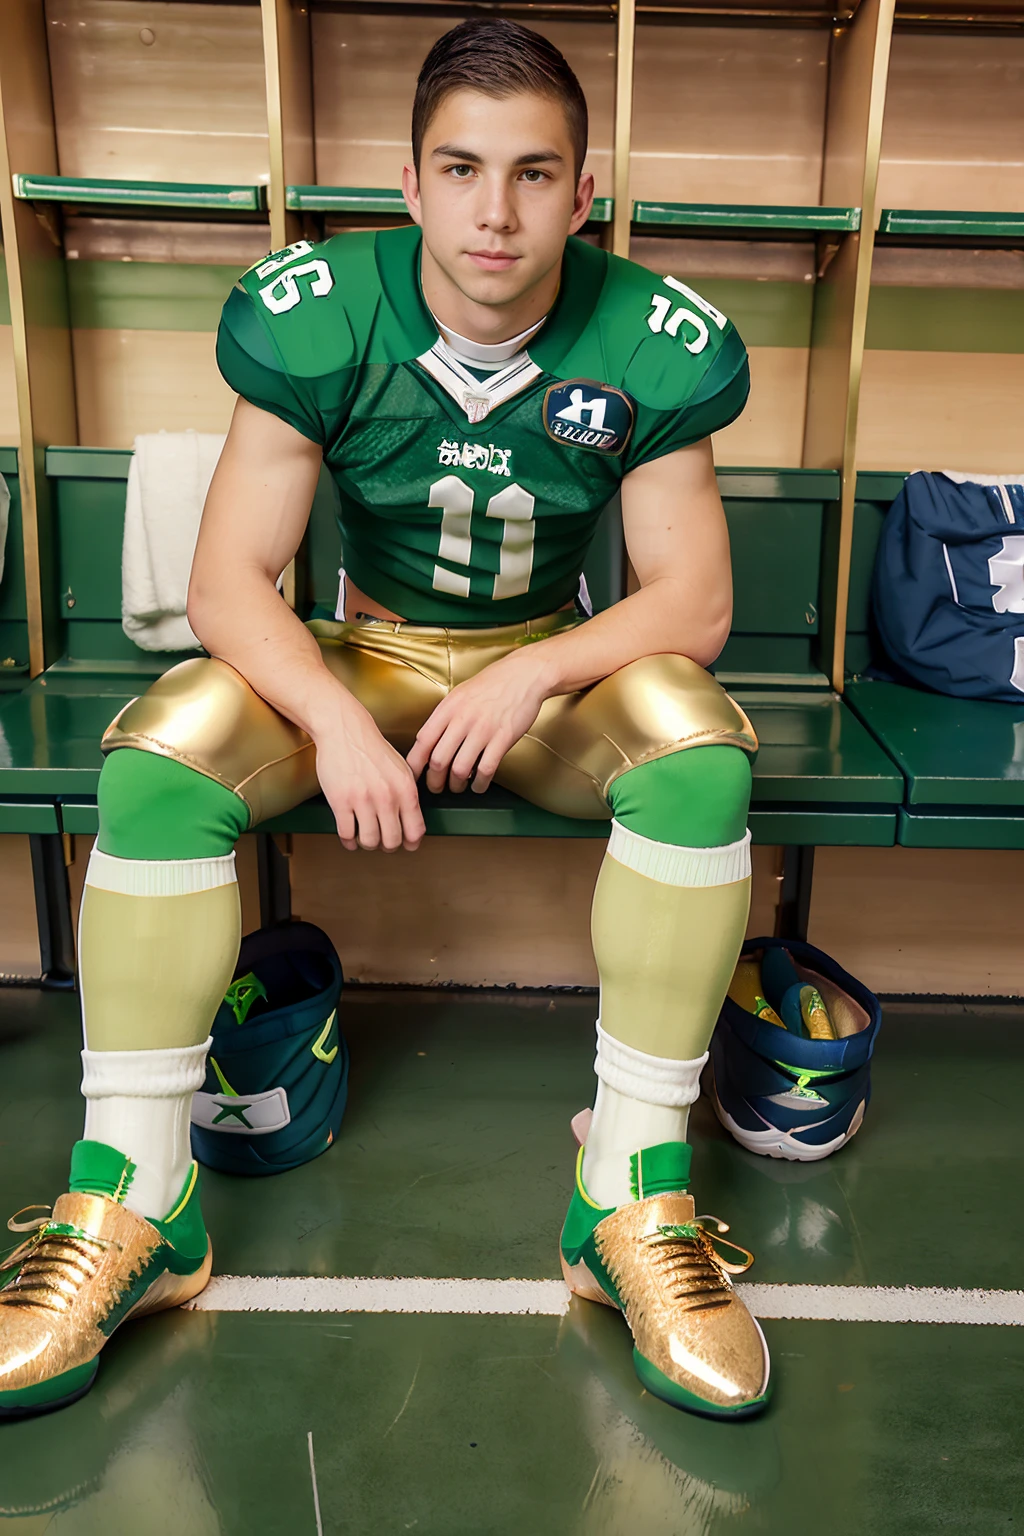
[0,448,903,980]
[845,471,1024,851]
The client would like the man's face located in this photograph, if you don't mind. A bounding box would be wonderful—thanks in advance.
[403,88,594,313]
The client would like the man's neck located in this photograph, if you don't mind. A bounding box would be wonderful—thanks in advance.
[419,244,561,347]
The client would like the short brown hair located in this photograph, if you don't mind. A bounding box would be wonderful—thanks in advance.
[412,20,589,180]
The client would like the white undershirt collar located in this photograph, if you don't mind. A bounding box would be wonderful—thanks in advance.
[430,310,548,373]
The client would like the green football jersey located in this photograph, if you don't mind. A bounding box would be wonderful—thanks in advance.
[217,225,749,625]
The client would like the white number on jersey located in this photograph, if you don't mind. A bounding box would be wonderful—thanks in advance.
[257,243,334,315]
[646,275,728,355]
[988,536,1024,614]
[429,476,536,601]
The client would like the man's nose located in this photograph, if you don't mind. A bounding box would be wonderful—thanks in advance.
[476,176,517,233]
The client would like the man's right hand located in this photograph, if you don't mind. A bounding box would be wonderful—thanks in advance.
[313,700,426,853]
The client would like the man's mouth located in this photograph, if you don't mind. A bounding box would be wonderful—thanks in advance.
[466,250,520,272]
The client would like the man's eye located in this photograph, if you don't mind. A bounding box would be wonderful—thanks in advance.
[448,165,474,179]
[521,169,547,183]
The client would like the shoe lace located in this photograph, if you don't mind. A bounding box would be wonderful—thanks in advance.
[644,1216,755,1314]
[0,1206,120,1315]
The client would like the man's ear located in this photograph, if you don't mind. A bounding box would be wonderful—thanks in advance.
[402,163,423,226]
[569,170,596,236]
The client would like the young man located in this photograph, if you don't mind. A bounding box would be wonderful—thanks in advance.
[0,21,769,1419]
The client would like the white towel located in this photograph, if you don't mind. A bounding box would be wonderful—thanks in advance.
[122,430,226,652]
[0,471,10,588]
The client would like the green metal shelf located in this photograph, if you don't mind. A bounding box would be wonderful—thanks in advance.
[12,175,266,214]
[877,208,1024,244]
[287,186,614,223]
[632,202,860,235]
[287,185,407,215]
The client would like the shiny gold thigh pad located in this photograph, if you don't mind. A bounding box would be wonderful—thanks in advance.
[102,614,756,825]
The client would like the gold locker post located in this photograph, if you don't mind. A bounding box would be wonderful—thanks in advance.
[0,0,78,677]
[804,0,895,690]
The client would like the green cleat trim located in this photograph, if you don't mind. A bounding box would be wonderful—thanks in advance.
[629,1142,692,1201]
[68,1140,135,1204]
[559,1149,621,1306]
[148,1162,209,1273]
[633,1349,771,1419]
[0,1359,98,1417]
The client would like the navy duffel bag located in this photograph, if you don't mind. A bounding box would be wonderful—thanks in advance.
[872,471,1024,703]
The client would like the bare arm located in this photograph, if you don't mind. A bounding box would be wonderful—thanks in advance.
[187,398,425,851]
[407,437,731,792]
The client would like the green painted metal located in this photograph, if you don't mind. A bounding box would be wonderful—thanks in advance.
[846,680,1024,808]
[286,185,407,214]
[748,807,895,845]
[0,680,128,796]
[741,692,903,805]
[865,287,1024,354]
[879,208,1024,242]
[0,800,60,833]
[632,202,860,233]
[57,801,100,835]
[286,186,615,224]
[46,448,131,481]
[898,807,1024,849]
[12,174,266,213]
[855,470,907,504]
[718,468,840,501]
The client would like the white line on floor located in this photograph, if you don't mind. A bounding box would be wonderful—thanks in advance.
[307,1431,323,1536]
[185,1277,1024,1326]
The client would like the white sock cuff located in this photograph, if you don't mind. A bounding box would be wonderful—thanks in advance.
[81,1038,212,1099]
[86,849,237,896]
[594,1024,708,1107]
[607,821,751,887]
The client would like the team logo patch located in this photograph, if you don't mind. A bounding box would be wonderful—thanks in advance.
[543,381,635,456]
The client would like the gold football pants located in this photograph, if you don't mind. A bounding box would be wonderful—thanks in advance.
[102,611,756,823]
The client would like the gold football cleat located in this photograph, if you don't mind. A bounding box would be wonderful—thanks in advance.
[0,1142,212,1420]
[560,1140,770,1418]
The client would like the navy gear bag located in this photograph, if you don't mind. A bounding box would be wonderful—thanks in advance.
[191,921,348,1176]
[872,471,1024,703]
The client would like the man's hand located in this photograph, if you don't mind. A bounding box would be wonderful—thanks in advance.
[314,699,426,852]
[406,647,552,794]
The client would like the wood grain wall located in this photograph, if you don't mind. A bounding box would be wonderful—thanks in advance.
[877,34,1024,212]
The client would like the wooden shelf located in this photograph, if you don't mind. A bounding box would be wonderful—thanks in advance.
[877,208,1024,245]
[12,175,267,215]
[288,186,614,224]
[632,202,861,236]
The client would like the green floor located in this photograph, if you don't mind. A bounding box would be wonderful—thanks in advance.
[0,989,1020,1533]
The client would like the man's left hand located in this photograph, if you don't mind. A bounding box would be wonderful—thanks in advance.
[406,647,552,794]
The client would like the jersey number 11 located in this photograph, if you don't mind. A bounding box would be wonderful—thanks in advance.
[430,475,536,601]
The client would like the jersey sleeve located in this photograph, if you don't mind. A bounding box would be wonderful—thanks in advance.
[216,283,326,444]
[622,325,750,473]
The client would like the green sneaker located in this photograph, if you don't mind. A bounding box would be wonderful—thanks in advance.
[0,1140,212,1420]
[560,1140,770,1419]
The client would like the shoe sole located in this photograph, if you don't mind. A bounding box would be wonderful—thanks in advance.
[560,1252,770,1419]
[709,1071,866,1162]
[0,1239,213,1422]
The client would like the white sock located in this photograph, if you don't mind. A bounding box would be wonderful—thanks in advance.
[81,1040,211,1219]
[581,1025,707,1208]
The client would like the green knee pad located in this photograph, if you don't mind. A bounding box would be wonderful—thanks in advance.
[608,745,751,849]
[97,750,250,861]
